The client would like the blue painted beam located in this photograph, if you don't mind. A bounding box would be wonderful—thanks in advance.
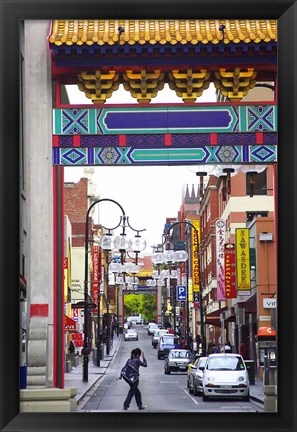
[53,104,277,135]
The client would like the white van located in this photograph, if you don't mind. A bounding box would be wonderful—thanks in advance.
[127,315,143,325]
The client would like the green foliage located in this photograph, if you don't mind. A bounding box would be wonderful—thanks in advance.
[123,295,141,317]
[124,293,156,322]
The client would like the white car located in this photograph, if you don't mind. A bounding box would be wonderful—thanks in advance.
[147,323,159,335]
[124,328,138,341]
[164,349,192,374]
[202,353,250,401]
[152,329,169,348]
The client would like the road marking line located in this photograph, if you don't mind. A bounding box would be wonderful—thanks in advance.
[182,388,199,404]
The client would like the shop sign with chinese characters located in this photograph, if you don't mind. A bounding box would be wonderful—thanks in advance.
[235,228,251,293]
[92,245,99,313]
[224,243,237,298]
[216,219,226,300]
[191,219,200,292]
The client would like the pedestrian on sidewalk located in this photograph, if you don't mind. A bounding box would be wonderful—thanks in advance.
[68,340,75,354]
[119,348,147,411]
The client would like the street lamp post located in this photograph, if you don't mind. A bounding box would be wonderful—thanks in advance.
[96,290,102,367]
[164,221,205,355]
[83,198,146,381]
[83,198,125,382]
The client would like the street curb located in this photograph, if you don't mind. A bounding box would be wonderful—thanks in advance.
[76,335,123,404]
[250,395,264,405]
[76,375,103,404]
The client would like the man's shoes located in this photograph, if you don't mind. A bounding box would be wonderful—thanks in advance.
[123,405,128,410]
[138,405,146,410]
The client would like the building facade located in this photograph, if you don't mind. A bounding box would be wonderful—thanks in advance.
[200,166,276,377]
[19,19,277,391]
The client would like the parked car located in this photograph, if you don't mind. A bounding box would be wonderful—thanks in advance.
[164,349,192,374]
[124,328,138,341]
[157,335,180,359]
[147,323,159,335]
[202,353,250,401]
[152,329,169,348]
[124,321,132,330]
[188,356,208,395]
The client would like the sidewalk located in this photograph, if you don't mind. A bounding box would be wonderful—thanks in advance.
[250,377,265,404]
[64,337,265,405]
[64,334,122,403]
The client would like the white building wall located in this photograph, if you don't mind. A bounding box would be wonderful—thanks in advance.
[71,248,85,302]
[23,20,53,387]
[221,195,274,234]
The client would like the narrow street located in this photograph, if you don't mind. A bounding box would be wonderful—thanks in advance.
[78,326,264,413]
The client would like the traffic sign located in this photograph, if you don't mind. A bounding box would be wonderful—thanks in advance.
[194,292,200,302]
[177,285,187,301]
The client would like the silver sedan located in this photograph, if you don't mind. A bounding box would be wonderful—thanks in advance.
[187,356,208,396]
[124,328,138,341]
[164,349,192,374]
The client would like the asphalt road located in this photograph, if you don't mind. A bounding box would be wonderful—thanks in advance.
[78,325,264,413]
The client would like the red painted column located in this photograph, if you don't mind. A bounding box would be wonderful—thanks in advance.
[273,163,278,330]
[53,167,57,386]
[53,165,65,388]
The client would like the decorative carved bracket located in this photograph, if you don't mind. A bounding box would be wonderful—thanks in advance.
[77,70,120,104]
[168,69,210,103]
[76,67,260,104]
[122,70,165,103]
[214,68,257,101]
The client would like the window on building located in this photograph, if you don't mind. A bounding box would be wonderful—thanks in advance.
[246,211,268,222]
[246,169,267,196]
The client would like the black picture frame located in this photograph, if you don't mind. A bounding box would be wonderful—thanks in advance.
[0,1,296,432]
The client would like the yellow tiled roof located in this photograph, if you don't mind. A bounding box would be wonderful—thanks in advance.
[49,19,277,46]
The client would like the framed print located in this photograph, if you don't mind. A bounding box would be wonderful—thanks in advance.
[0,1,296,432]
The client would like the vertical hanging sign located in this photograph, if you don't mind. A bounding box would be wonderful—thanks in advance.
[235,228,251,294]
[72,308,78,322]
[191,219,200,292]
[92,245,99,313]
[216,219,226,300]
[224,243,237,298]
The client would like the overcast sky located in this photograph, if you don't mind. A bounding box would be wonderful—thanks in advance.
[65,84,216,254]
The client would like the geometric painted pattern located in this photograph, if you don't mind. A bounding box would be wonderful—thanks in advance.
[247,105,276,131]
[60,148,87,165]
[53,105,277,135]
[53,145,277,166]
[55,132,278,148]
[250,145,276,163]
[52,104,277,166]
[59,109,90,134]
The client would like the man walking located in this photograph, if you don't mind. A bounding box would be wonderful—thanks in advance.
[119,348,147,411]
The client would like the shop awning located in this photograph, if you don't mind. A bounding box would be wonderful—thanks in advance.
[257,326,276,336]
[64,315,79,333]
[205,307,227,327]
[223,307,236,322]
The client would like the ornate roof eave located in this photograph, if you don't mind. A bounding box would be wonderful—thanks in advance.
[49,19,277,75]
[49,19,277,47]
[48,20,277,104]
[50,40,277,65]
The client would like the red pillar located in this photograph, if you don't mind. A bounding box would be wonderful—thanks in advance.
[53,165,65,388]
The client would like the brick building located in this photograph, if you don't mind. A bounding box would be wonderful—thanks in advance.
[199,166,276,378]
